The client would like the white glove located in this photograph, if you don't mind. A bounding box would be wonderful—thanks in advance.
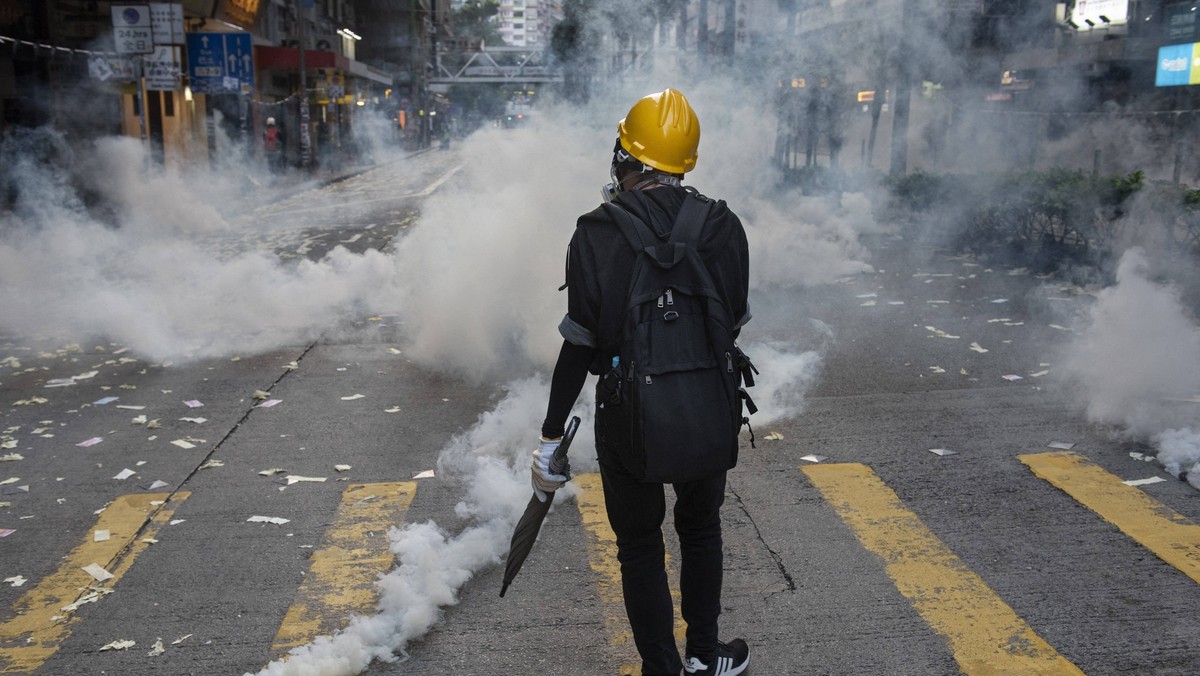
[531,436,570,502]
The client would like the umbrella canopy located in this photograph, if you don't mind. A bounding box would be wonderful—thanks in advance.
[500,415,581,597]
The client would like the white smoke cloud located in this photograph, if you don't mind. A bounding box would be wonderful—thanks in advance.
[1061,247,1200,484]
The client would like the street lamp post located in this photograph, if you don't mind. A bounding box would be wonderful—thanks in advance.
[295,0,312,170]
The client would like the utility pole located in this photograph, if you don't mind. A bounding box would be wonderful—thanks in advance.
[296,0,312,170]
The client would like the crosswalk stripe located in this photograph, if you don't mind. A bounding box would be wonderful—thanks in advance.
[803,463,1083,675]
[0,492,189,673]
[573,473,685,676]
[1021,451,1200,584]
[270,481,417,655]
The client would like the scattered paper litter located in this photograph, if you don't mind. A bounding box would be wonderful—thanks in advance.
[0,477,20,485]
[180,417,207,424]
[253,390,270,400]
[0,453,23,462]
[1029,370,1050,378]
[258,468,287,476]
[3,485,29,495]
[93,530,110,542]
[763,432,784,441]
[929,448,958,456]
[0,529,15,537]
[800,454,827,463]
[991,298,1009,304]
[147,637,165,657]
[198,459,224,470]
[76,437,103,448]
[170,439,196,449]
[131,415,148,426]
[168,519,185,526]
[141,480,170,490]
[115,404,145,410]
[968,342,988,353]
[171,634,193,645]
[385,406,401,413]
[855,293,878,299]
[1124,476,1167,487]
[247,515,290,525]
[61,587,111,612]
[93,397,119,405]
[929,366,946,374]
[340,394,365,401]
[1049,324,1071,332]
[386,348,402,355]
[334,464,352,472]
[285,475,327,485]
[113,468,135,480]
[4,575,26,587]
[99,639,135,651]
[82,563,114,582]
[257,399,282,408]
[1001,374,1023,381]
[412,469,436,479]
[1048,442,1075,450]
[183,400,204,408]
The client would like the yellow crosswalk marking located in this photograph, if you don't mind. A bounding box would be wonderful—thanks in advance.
[270,482,417,655]
[573,473,684,676]
[803,463,1083,675]
[1021,451,1200,584]
[0,492,189,673]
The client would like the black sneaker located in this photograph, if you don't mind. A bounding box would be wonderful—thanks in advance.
[683,638,750,675]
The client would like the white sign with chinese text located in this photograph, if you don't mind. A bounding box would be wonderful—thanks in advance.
[144,46,181,90]
[150,3,185,45]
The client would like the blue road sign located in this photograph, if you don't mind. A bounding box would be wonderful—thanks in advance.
[186,32,254,94]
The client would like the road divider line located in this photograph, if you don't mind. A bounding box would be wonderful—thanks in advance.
[574,473,684,676]
[1021,451,1200,584]
[270,481,417,655]
[803,463,1083,675]
[0,492,189,673]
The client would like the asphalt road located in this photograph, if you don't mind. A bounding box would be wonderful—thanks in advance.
[1,148,1197,676]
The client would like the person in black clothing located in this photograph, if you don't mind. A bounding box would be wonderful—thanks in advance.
[532,88,752,676]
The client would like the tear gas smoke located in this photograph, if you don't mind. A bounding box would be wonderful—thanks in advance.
[1061,247,1200,487]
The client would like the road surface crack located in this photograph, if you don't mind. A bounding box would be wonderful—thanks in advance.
[728,484,797,593]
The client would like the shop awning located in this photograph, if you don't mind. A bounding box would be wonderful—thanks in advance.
[255,46,393,86]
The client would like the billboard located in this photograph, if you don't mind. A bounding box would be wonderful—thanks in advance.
[215,0,262,30]
[1072,0,1128,27]
[1155,43,1200,87]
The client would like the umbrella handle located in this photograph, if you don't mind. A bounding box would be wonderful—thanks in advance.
[550,416,580,476]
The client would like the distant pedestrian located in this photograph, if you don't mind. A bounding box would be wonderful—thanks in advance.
[263,117,285,173]
[533,88,753,676]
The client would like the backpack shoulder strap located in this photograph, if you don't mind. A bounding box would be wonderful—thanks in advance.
[667,191,713,247]
[602,201,656,253]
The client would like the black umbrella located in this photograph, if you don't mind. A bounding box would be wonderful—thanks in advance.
[500,415,581,598]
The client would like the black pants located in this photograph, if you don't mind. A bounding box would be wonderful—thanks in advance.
[599,461,726,676]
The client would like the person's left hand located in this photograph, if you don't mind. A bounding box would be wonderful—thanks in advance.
[531,436,570,502]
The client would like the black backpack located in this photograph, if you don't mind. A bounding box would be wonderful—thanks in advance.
[596,191,757,483]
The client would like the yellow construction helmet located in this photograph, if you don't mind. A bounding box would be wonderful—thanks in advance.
[616,88,700,174]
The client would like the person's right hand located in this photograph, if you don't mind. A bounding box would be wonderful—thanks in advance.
[531,436,570,502]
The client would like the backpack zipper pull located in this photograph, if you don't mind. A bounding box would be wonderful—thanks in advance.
[726,351,734,372]
[666,289,674,306]
[658,294,664,308]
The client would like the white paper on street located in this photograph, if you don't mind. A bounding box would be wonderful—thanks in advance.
[1002,374,1023,381]
[334,464,352,472]
[929,448,958,456]
[247,515,291,525]
[800,454,827,463]
[93,397,119,405]
[170,439,196,449]
[340,394,365,401]
[763,432,784,441]
[199,459,224,469]
[183,400,204,408]
[180,417,207,424]
[285,475,327,485]
[413,469,436,479]
[257,399,282,408]
[259,468,287,476]
[1123,476,1167,486]
[77,437,104,447]
[1048,441,1075,450]
[113,468,136,480]
[147,637,166,657]
[3,575,26,587]
[82,563,114,582]
[99,639,135,651]
[93,529,110,542]
[969,342,988,353]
